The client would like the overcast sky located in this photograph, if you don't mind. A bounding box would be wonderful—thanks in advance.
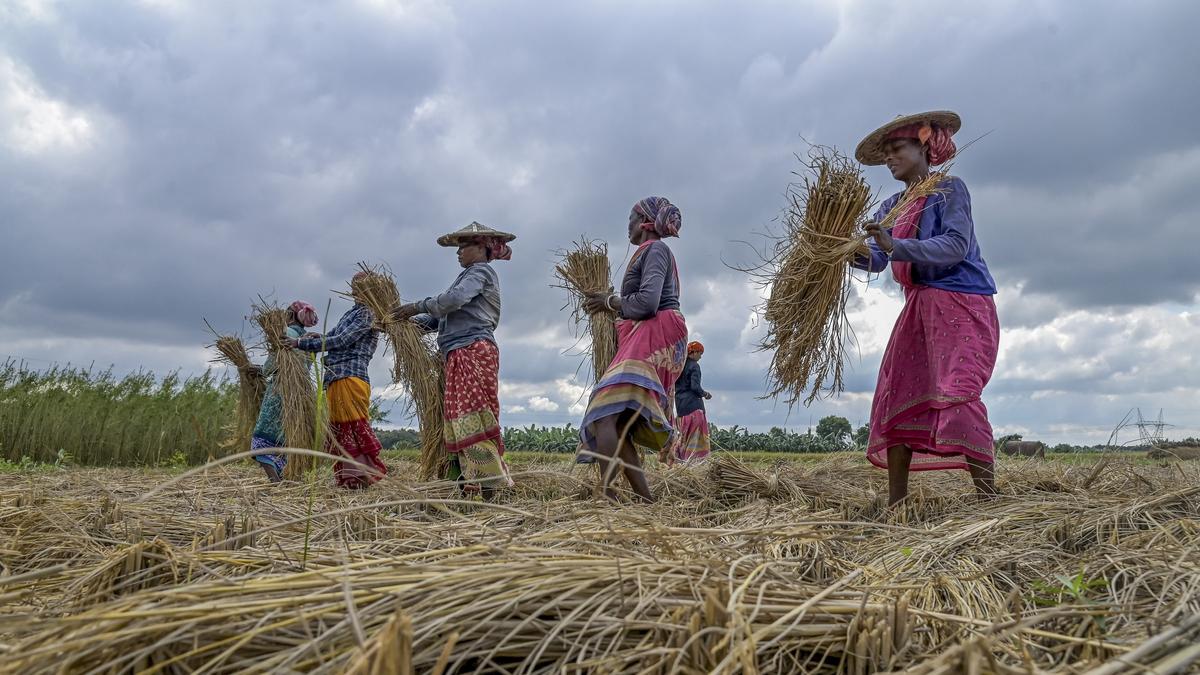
[3,0,1199,445]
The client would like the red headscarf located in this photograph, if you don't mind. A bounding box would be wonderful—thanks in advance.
[687,341,704,355]
[886,122,956,166]
[473,236,512,261]
[288,300,319,328]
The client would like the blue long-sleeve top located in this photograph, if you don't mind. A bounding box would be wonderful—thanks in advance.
[851,176,996,295]
[295,304,379,385]
[411,262,501,356]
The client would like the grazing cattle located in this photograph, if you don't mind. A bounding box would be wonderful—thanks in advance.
[1000,440,1046,458]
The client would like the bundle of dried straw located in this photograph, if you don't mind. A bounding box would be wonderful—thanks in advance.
[757,148,948,406]
[209,334,265,452]
[553,238,618,384]
[253,303,326,480]
[351,264,446,481]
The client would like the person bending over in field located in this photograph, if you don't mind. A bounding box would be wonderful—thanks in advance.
[250,301,319,482]
[851,110,999,506]
[394,222,516,500]
[664,341,712,467]
[575,197,688,503]
[285,273,388,489]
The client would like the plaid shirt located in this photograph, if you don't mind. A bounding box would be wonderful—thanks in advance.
[296,303,379,385]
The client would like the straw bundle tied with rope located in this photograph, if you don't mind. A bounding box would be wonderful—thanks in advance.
[351,263,447,481]
[253,302,327,480]
[553,238,618,385]
[756,147,948,406]
[208,333,265,452]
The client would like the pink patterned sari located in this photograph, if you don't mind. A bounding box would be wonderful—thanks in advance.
[866,196,1000,472]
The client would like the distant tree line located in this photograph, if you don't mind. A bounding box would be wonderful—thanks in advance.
[380,422,1200,455]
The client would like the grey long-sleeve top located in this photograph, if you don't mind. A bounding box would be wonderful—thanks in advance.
[620,240,680,320]
[411,262,501,356]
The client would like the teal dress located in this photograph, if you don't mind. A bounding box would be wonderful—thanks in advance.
[251,324,305,471]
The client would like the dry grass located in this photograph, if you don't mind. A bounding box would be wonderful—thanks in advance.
[253,303,326,480]
[754,148,948,406]
[1,454,1198,673]
[351,264,446,481]
[209,335,265,451]
[554,238,618,385]
[1148,446,1200,460]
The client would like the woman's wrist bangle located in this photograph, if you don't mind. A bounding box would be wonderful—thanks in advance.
[604,294,617,311]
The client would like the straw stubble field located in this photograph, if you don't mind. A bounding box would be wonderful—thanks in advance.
[1,454,1198,673]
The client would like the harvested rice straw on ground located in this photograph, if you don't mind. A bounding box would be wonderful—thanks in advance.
[209,334,265,451]
[351,264,447,481]
[553,238,617,385]
[253,303,325,480]
[757,148,946,406]
[1,547,891,674]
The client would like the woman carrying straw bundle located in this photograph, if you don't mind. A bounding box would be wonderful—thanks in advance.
[851,111,999,506]
[286,273,387,489]
[394,222,515,499]
[576,197,688,503]
[665,341,712,466]
[250,301,319,482]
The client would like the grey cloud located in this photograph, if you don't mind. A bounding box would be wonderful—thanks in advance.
[2,0,1200,441]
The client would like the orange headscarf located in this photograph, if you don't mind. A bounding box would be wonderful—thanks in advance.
[687,341,704,355]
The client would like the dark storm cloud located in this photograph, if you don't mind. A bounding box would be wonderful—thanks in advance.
[2,0,1199,440]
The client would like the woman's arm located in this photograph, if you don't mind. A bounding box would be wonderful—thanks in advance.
[889,178,972,266]
[295,309,373,352]
[411,314,438,333]
[420,267,490,318]
[695,366,711,399]
[851,201,892,272]
[851,239,891,272]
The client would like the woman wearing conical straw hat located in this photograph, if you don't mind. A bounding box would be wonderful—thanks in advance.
[664,341,713,467]
[286,273,388,489]
[851,111,999,506]
[250,300,319,483]
[576,197,688,503]
[394,222,515,499]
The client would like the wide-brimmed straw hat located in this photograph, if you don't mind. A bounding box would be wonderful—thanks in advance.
[855,110,961,166]
[436,221,517,248]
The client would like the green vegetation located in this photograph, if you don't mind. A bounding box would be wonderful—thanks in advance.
[0,360,235,466]
[1,361,1188,468]
[379,422,865,454]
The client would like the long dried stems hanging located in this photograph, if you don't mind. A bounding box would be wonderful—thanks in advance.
[553,238,617,384]
[754,147,947,406]
[208,331,265,452]
[351,263,447,481]
[253,302,325,480]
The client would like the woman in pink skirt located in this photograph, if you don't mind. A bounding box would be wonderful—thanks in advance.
[665,341,712,466]
[852,110,999,506]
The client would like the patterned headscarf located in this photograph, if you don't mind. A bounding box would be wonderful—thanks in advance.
[472,236,512,261]
[631,196,682,238]
[886,122,956,166]
[687,341,704,355]
[289,300,319,328]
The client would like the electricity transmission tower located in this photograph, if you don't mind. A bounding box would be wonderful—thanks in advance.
[1134,408,1170,446]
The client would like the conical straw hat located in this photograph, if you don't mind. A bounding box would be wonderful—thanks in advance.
[436,221,517,247]
[855,110,961,166]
